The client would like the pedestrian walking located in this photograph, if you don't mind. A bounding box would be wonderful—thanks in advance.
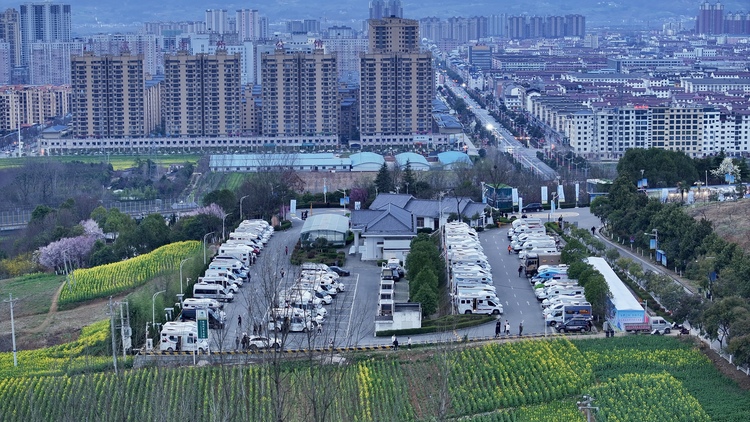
[507,245,512,255]
[591,226,596,235]
[285,245,288,255]
[392,334,399,350]
[280,269,285,278]
[329,338,334,349]
[518,265,524,277]
[238,315,242,328]
[241,334,248,350]
[253,323,258,336]
[235,335,240,351]
[518,321,524,337]
[317,322,323,334]
[407,336,412,350]
[495,319,502,338]
[603,320,611,338]
[504,320,510,337]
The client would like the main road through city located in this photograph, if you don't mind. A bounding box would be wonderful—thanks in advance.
[444,78,559,181]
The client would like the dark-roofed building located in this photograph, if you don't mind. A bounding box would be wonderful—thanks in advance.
[351,193,489,260]
[350,202,416,261]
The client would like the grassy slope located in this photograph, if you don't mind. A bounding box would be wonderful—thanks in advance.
[0,273,62,316]
[0,154,203,171]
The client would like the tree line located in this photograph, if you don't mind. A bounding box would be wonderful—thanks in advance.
[591,149,750,365]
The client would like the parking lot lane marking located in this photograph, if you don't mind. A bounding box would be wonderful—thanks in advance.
[345,274,359,340]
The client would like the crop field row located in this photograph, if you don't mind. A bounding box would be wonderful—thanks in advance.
[0,335,745,421]
[58,241,201,307]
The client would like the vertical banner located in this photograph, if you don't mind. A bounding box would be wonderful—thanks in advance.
[481,182,487,204]
[557,184,565,203]
[511,188,519,206]
[541,186,548,205]
[660,188,668,203]
[290,199,297,217]
[575,183,579,205]
[518,197,524,213]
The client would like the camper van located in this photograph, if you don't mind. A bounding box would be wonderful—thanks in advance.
[204,269,245,286]
[208,261,248,278]
[197,275,239,294]
[536,285,584,301]
[193,282,234,302]
[159,321,209,353]
[455,283,496,295]
[545,304,593,327]
[182,298,223,311]
[217,245,254,266]
[455,295,504,315]
[541,294,587,308]
[180,307,227,329]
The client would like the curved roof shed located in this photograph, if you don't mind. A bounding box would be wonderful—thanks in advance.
[394,152,430,171]
[437,151,473,169]
[350,152,385,172]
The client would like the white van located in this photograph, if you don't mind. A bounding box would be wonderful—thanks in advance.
[456,295,503,315]
[204,269,244,286]
[159,321,209,353]
[182,297,223,311]
[218,245,254,265]
[519,247,559,260]
[198,275,239,293]
[535,285,583,300]
[224,238,262,254]
[208,260,248,277]
[193,282,234,302]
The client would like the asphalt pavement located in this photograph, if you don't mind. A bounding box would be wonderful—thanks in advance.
[205,206,604,351]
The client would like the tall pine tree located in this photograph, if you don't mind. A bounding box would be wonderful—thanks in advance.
[375,162,394,194]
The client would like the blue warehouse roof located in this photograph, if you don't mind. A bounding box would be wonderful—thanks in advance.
[438,151,472,167]
[394,152,430,170]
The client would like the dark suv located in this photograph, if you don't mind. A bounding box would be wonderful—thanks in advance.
[556,318,591,333]
[522,203,543,212]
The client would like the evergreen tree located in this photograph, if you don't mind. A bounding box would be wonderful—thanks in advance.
[401,160,416,195]
[374,162,394,194]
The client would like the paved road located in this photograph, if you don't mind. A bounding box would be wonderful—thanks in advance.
[444,79,558,181]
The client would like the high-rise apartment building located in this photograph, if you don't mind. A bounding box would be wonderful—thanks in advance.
[236,9,261,41]
[163,50,241,137]
[0,9,21,72]
[70,52,146,138]
[696,1,724,35]
[261,40,339,137]
[205,9,228,34]
[19,3,71,67]
[0,85,70,131]
[29,41,82,85]
[360,17,434,144]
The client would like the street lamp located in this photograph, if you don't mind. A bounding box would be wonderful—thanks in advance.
[152,290,166,330]
[221,214,228,240]
[178,257,191,296]
[203,231,215,265]
[239,195,250,221]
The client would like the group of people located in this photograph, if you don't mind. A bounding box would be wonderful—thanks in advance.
[495,319,523,338]
[391,335,412,350]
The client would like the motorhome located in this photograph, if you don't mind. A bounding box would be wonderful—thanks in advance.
[268,307,324,325]
[159,321,209,352]
[193,282,234,302]
[455,283,496,294]
[197,275,239,293]
[182,298,223,311]
[515,239,556,253]
[204,269,245,286]
[455,295,504,315]
[519,247,559,260]
[535,286,584,301]
[452,274,493,285]
[542,294,587,308]
[545,304,593,327]
[208,260,248,278]
[543,301,591,316]
[217,245,254,266]
[268,315,315,333]
[179,307,227,329]
[223,238,261,255]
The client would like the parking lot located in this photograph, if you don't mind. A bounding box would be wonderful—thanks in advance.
[201,209,594,352]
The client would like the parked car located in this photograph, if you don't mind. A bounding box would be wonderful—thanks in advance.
[246,335,282,351]
[522,203,544,212]
[328,266,350,276]
[555,318,591,333]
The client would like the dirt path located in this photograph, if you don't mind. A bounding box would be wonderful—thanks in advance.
[26,282,66,334]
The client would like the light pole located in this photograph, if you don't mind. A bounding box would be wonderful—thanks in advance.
[221,214,228,240]
[179,257,191,296]
[239,195,250,221]
[152,290,166,330]
[203,231,215,265]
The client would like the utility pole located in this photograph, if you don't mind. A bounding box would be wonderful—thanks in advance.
[107,297,118,375]
[4,294,19,367]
